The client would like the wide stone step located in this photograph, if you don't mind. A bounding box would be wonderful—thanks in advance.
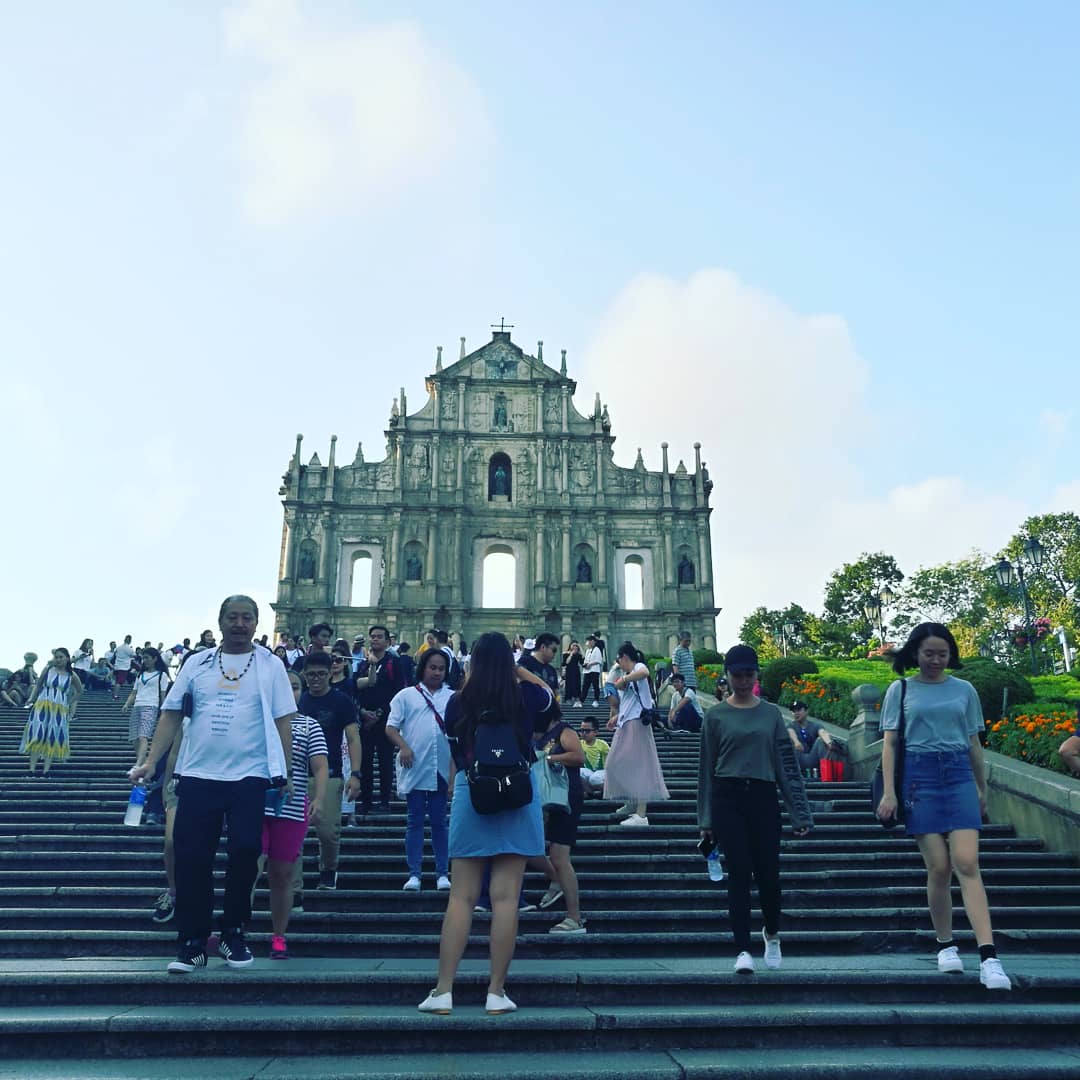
[0,927,1075,958]
[1,1000,1076,1058]
[4,955,1076,1008]
[4,1047,1080,1080]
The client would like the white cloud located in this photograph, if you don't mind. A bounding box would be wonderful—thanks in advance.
[1039,408,1072,448]
[579,270,1044,646]
[223,0,492,224]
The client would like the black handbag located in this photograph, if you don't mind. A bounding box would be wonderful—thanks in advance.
[870,678,906,830]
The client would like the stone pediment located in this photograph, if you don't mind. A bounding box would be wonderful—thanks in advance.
[438,333,565,386]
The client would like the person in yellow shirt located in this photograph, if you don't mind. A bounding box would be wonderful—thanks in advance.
[578,717,609,798]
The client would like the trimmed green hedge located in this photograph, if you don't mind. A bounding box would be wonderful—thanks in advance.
[759,656,818,702]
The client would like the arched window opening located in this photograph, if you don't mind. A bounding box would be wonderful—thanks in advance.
[623,556,644,611]
[482,548,516,608]
[350,552,373,607]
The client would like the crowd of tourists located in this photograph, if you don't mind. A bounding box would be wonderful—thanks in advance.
[4,606,1014,1006]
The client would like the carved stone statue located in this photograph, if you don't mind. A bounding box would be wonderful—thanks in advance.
[576,555,592,583]
[493,464,508,496]
[678,555,696,585]
[297,546,317,580]
[493,395,508,430]
[405,552,423,581]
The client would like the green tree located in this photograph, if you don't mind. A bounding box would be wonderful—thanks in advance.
[822,552,905,649]
[738,603,812,657]
[1004,512,1080,623]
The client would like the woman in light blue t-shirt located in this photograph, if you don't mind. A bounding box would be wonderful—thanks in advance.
[876,622,1010,991]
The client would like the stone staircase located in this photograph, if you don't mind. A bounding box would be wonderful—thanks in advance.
[2,692,1080,1078]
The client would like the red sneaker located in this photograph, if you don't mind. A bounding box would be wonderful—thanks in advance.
[271,934,288,959]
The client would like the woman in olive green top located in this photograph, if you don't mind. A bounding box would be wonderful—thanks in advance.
[698,645,812,974]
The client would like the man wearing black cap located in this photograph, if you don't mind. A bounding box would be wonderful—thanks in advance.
[787,701,834,775]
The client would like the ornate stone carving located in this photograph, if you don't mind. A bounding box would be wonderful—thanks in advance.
[441,389,457,420]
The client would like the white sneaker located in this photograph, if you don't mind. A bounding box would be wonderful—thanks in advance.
[979,957,1012,990]
[402,876,421,891]
[762,929,782,969]
[619,814,649,827]
[734,951,755,974]
[485,990,517,1014]
[418,989,452,1014]
[436,875,451,891]
[937,945,963,974]
[573,701,583,708]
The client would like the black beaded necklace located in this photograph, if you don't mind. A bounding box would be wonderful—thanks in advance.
[217,647,256,683]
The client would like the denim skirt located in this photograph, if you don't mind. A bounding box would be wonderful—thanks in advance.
[448,770,545,859]
[902,749,982,836]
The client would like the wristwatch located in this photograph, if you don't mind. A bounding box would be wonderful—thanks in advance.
[350,770,362,780]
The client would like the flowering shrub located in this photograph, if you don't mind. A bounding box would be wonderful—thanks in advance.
[777,674,861,727]
[986,703,1079,773]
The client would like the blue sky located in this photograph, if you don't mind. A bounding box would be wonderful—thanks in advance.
[2,1,1077,667]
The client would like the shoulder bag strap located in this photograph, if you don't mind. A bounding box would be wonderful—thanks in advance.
[415,687,446,733]
[897,678,907,743]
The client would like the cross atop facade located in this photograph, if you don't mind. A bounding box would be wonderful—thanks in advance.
[490,317,514,333]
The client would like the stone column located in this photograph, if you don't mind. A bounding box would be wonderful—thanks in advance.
[282,511,297,582]
[289,434,303,500]
[433,384,441,432]
[661,442,671,508]
[535,514,546,584]
[698,524,711,587]
[596,514,608,585]
[561,440,569,495]
[594,438,604,497]
[324,435,337,502]
[426,513,437,581]
[693,442,704,508]
[456,437,465,495]
[561,514,572,584]
[561,387,569,433]
[319,515,336,601]
[394,436,404,492]
[388,516,401,582]
[457,380,466,428]
[430,434,440,496]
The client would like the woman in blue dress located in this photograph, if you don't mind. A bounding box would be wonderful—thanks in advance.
[418,632,555,1016]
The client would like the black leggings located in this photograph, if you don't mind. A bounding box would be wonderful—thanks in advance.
[582,672,602,703]
[711,777,782,953]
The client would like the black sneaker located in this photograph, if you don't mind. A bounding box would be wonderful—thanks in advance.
[291,892,304,913]
[218,928,255,968]
[167,938,207,974]
[317,869,338,891]
[151,891,176,924]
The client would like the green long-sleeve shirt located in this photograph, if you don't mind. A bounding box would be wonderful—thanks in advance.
[697,699,813,831]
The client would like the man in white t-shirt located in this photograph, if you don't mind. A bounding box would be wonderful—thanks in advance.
[131,595,295,975]
[582,635,604,704]
[112,635,137,692]
[667,673,704,733]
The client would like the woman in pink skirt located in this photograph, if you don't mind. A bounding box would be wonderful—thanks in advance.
[604,642,670,827]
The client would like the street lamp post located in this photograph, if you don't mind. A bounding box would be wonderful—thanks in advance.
[781,621,795,658]
[994,537,1045,675]
[864,588,892,646]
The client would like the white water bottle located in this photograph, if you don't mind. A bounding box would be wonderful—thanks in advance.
[706,848,724,882]
[124,781,147,827]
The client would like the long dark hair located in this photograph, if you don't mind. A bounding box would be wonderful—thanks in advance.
[892,622,962,674]
[416,647,448,686]
[456,632,520,728]
[142,647,168,675]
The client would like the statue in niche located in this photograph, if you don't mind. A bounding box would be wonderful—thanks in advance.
[297,546,317,580]
[545,397,560,424]
[576,555,592,583]
[678,555,696,585]
[493,394,509,431]
[493,464,509,496]
[405,552,423,582]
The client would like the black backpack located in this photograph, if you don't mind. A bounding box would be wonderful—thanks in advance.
[445,654,464,691]
[466,709,532,815]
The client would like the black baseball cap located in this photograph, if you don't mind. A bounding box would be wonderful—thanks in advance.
[791,700,808,712]
[724,644,759,673]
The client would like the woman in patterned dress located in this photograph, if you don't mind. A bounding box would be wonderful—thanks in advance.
[21,647,82,776]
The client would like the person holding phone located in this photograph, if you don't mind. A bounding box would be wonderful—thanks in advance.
[697,645,812,974]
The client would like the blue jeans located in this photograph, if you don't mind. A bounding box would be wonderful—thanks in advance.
[405,775,449,877]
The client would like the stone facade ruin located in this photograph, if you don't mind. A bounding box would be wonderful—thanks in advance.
[272,329,718,656]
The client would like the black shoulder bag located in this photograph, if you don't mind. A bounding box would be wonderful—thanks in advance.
[870,678,906,830]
